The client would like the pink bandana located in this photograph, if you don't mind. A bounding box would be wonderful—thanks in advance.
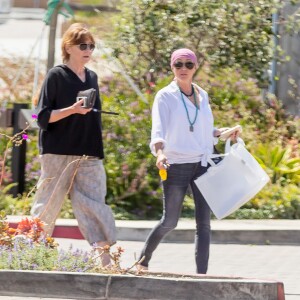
[170,48,198,67]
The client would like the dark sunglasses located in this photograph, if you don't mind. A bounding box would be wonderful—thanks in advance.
[174,61,195,70]
[78,43,95,51]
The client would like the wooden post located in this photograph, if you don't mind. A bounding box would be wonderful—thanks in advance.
[47,0,63,72]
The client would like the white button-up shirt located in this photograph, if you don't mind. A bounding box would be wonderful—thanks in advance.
[150,81,217,166]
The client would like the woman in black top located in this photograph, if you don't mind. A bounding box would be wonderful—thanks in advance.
[31,23,116,267]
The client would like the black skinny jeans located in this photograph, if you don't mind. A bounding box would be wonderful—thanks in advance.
[139,162,211,274]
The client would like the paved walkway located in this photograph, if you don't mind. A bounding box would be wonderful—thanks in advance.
[0,239,299,299]
[55,238,300,299]
[8,216,300,244]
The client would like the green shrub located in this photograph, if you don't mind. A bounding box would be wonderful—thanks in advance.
[100,80,163,219]
[0,62,299,220]
[229,183,300,219]
[254,143,300,185]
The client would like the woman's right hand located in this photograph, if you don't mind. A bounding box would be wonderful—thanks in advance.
[156,153,168,170]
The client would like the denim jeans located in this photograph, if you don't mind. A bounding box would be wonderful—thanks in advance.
[139,162,211,274]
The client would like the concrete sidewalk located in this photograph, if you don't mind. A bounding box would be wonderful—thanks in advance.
[57,238,300,300]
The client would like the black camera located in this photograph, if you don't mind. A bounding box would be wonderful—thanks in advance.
[76,88,96,108]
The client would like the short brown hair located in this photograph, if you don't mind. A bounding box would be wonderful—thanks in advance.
[61,23,96,63]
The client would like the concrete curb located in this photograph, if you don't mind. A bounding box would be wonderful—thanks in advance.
[0,270,285,300]
[8,216,300,245]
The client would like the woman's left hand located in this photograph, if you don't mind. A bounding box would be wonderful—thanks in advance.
[214,127,241,141]
[213,127,229,138]
[229,129,241,142]
[73,99,92,115]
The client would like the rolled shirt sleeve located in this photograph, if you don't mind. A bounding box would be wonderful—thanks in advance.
[149,92,169,156]
[37,107,52,131]
[36,70,57,131]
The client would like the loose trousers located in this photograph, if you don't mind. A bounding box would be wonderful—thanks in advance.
[31,154,116,245]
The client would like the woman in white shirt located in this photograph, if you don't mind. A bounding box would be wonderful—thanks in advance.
[137,48,233,274]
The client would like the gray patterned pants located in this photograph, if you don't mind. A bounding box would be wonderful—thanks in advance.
[31,154,116,245]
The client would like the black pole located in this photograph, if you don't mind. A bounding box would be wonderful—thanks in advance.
[11,103,28,197]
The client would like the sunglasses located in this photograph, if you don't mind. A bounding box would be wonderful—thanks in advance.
[77,43,96,51]
[174,61,195,70]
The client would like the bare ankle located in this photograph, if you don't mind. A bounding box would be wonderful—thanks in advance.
[95,241,111,268]
[137,264,148,272]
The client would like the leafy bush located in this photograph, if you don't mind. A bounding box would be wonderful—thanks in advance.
[254,143,300,185]
[112,0,279,85]
[100,79,163,219]
[229,183,300,219]
[203,68,299,145]
[1,67,299,220]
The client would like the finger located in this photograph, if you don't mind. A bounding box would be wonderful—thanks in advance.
[74,100,84,108]
[156,159,167,169]
[158,161,165,169]
[220,127,230,132]
[230,132,236,141]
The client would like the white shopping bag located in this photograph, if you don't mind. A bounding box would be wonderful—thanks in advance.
[194,138,269,219]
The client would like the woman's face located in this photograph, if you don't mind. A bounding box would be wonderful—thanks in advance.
[66,39,95,64]
[171,58,196,82]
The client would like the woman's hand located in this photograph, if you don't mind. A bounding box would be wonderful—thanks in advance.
[229,129,241,142]
[154,142,169,170]
[156,153,168,170]
[49,100,92,123]
[72,99,92,115]
[213,127,230,138]
[214,127,242,141]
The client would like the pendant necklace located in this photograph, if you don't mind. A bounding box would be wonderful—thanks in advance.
[179,85,199,132]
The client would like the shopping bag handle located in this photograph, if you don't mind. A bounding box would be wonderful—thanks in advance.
[225,137,245,153]
[207,138,245,167]
[206,153,227,167]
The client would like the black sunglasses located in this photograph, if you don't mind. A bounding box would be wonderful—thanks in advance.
[174,61,195,70]
[78,43,95,51]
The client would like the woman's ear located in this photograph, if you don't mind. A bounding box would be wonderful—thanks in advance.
[65,45,71,54]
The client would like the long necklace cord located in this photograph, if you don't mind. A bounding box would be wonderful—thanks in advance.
[179,85,199,132]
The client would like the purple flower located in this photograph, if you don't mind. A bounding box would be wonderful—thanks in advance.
[99,86,109,94]
[129,101,139,108]
[31,114,38,119]
[22,134,28,140]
